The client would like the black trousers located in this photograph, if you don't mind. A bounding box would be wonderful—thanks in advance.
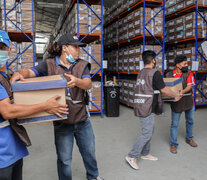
[0,159,23,180]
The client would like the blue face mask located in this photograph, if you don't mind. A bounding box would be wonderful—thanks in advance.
[66,47,76,64]
[0,51,9,67]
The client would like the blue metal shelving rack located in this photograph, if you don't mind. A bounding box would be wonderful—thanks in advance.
[143,0,165,77]
[194,1,207,107]
[77,0,104,117]
[104,0,165,107]
[3,0,35,73]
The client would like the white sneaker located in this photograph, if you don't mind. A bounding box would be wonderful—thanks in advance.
[141,154,158,161]
[125,156,139,170]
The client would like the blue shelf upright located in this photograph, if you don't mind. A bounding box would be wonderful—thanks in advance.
[142,0,165,76]
[3,0,35,73]
[194,1,207,108]
[77,0,104,117]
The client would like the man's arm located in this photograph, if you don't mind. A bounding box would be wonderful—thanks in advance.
[161,87,182,101]
[64,74,92,90]
[182,84,192,94]
[10,69,36,84]
[0,96,68,119]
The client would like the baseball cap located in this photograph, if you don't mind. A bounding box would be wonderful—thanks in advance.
[0,30,10,47]
[57,33,86,47]
[174,55,187,64]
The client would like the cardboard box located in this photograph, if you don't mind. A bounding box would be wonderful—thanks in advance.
[12,75,67,124]
[162,78,183,101]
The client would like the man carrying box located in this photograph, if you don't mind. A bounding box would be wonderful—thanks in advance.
[11,33,103,180]
[167,55,197,154]
[0,30,68,180]
[125,50,182,170]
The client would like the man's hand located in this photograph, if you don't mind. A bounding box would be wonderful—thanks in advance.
[45,95,69,118]
[64,73,78,89]
[10,72,25,84]
[174,90,183,102]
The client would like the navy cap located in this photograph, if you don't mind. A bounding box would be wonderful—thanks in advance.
[57,33,86,47]
[0,30,10,47]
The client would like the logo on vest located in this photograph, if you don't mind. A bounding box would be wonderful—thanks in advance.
[136,79,145,85]
[134,99,145,104]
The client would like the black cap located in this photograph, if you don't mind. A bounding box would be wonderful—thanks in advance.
[175,55,187,64]
[57,33,86,47]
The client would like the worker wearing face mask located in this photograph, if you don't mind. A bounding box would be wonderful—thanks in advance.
[10,33,104,180]
[0,30,68,180]
[167,55,197,154]
[125,50,181,170]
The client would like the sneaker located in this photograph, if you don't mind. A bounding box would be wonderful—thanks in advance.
[87,176,104,180]
[141,154,158,161]
[125,156,139,170]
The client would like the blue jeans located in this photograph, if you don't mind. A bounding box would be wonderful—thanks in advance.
[170,106,194,147]
[53,119,99,180]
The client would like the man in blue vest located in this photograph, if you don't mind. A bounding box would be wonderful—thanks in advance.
[0,30,68,180]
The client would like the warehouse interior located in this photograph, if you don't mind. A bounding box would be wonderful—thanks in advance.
[0,0,207,179]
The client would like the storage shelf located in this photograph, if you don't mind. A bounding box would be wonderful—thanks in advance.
[7,31,33,43]
[78,33,101,44]
[118,72,139,74]
[56,0,101,39]
[120,101,134,108]
[104,0,163,28]
[166,5,207,21]
[197,71,207,73]
[105,34,163,50]
[166,37,205,45]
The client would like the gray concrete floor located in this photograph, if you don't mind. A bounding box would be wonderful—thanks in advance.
[23,104,207,180]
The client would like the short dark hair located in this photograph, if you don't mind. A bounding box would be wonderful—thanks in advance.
[142,50,156,65]
[175,55,187,65]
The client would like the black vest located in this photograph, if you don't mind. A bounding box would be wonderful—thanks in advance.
[166,71,193,113]
[46,58,90,124]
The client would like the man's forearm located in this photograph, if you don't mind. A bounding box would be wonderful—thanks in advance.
[1,100,47,120]
[182,85,192,94]
[161,87,177,98]
[76,78,92,90]
[18,68,34,78]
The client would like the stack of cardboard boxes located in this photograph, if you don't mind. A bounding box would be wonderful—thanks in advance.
[166,12,207,42]
[80,44,101,74]
[55,3,101,38]
[88,81,102,111]
[166,46,206,71]
[104,7,163,46]
[8,42,34,72]
[166,0,207,16]
[105,45,163,73]
[0,0,34,71]
[196,80,207,105]
[1,0,34,32]
[119,79,136,106]
[104,0,163,25]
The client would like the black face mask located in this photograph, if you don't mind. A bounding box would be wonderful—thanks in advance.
[181,66,188,73]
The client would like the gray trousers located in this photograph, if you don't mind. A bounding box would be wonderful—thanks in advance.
[128,113,155,158]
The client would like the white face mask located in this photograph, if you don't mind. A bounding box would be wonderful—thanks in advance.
[0,50,9,67]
